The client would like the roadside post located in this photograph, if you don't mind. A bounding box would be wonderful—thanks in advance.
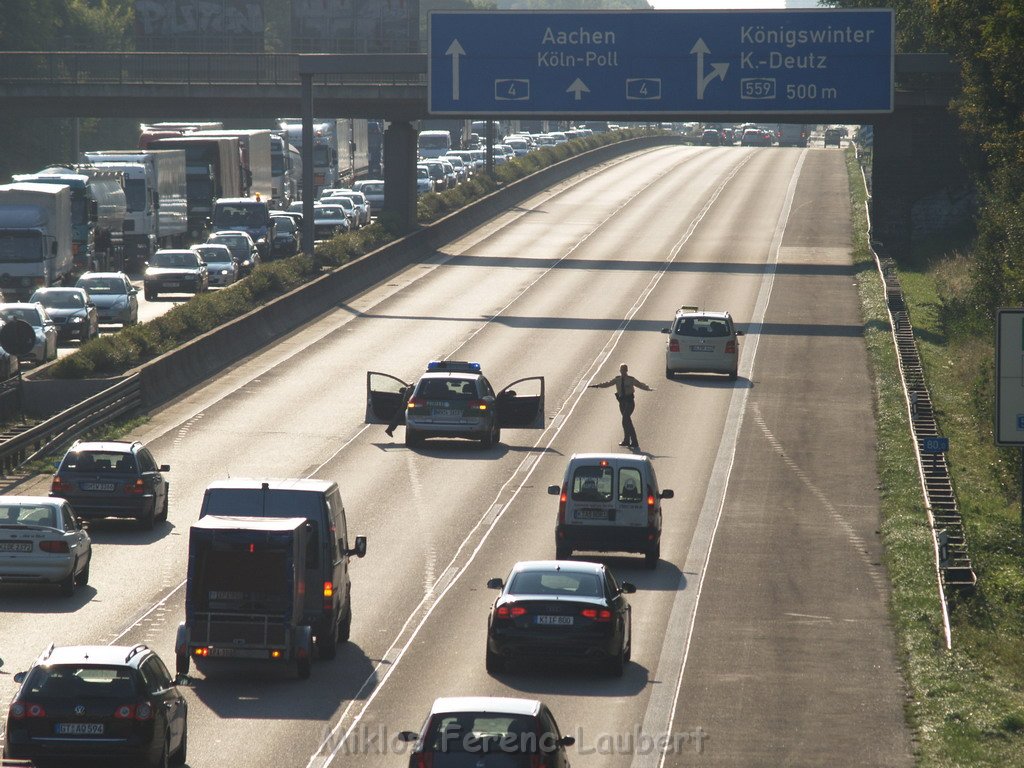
[994,309,1024,530]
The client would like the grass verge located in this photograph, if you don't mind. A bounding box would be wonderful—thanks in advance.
[848,149,1024,765]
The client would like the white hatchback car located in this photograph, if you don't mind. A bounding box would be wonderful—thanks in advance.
[662,306,743,380]
[0,496,91,596]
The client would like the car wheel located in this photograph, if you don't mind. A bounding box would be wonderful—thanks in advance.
[317,618,339,660]
[175,651,190,677]
[405,428,423,447]
[75,555,90,587]
[665,368,675,380]
[555,543,571,560]
[624,627,632,663]
[485,645,504,675]
[170,722,187,766]
[606,644,625,677]
[728,369,738,381]
[338,598,352,643]
[140,503,157,531]
[644,545,660,570]
[145,289,157,301]
[158,491,169,522]
[58,563,76,597]
[149,736,169,768]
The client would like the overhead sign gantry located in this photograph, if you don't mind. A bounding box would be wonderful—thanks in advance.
[428,9,893,116]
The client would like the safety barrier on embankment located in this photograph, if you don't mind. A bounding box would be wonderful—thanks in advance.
[860,153,976,650]
[0,134,683,474]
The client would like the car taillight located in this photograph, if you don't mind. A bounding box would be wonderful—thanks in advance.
[407,396,424,409]
[647,487,658,529]
[39,540,69,553]
[323,581,334,612]
[496,604,527,619]
[530,755,548,768]
[113,705,134,719]
[580,608,612,622]
[557,483,567,526]
[725,340,737,354]
[51,476,72,494]
[467,400,488,411]
[125,479,146,495]
[9,702,46,719]
[669,339,680,352]
[135,703,154,720]
[415,752,433,768]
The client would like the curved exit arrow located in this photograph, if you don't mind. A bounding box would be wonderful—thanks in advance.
[446,39,465,101]
[690,38,729,100]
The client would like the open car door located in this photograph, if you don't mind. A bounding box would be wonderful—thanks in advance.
[496,377,545,429]
[365,372,411,424]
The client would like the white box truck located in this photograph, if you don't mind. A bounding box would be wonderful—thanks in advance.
[0,182,74,299]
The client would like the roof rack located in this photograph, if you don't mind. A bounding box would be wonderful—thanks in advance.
[676,305,700,314]
[124,644,149,663]
[41,642,55,661]
[426,360,481,374]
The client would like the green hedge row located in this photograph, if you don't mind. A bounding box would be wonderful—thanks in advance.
[47,128,659,379]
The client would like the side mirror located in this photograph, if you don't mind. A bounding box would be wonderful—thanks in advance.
[660,489,674,499]
[349,535,367,558]
[397,731,419,743]
[547,485,560,495]
[129,287,138,295]
[159,464,171,472]
[77,517,89,530]
[14,671,26,684]
[661,327,670,334]
[558,736,576,747]
[736,330,745,336]
[143,261,149,268]
[486,577,504,590]
[619,581,637,594]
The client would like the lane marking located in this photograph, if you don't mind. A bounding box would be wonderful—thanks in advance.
[631,149,808,768]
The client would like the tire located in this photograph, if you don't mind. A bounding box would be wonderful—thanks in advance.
[175,652,190,677]
[149,737,169,768]
[606,644,625,677]
[665,368,674,380]
[728,369,738,381]
[170,722,187,766]
[338,599,352,643]
[297,655,311,680]
[480,423,497,448]
[75,556,90,587]
[644,545,660,570]
[317,618,339,660]
[624,629,632,663]
[58,564,76,597]
[145,289,156,301]
[405,428,423,447]
[139,503,157,531]
[158,492,169,522]
[485,645,504,675]
[555,543,571,560]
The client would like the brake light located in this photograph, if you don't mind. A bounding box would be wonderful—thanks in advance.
[415,752,433,768]
[134,703,154,720]
[580,608,612,622]
[51,476,72,494]
[124,479,146,495]
[193,647,210,657]
[467,400,488,411]
[9,702,46,719]
[647,487,658,528]
[557,483,567,525]
[39,540,69,553]
[323,581,334,598]
[323,580,334,612]
[407,396,424,409]
[496,604,527,619]
[725,340,737,354]
[669,339,680,352]
[530,755,548,768]
[113,704,135,719]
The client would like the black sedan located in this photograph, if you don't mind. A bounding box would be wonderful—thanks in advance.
[485,560,635,676]
[143,249,208,300]
[28,287,98,342]
[3,644,187,767]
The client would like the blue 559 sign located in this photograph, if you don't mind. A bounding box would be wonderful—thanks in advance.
[428,9,893,116]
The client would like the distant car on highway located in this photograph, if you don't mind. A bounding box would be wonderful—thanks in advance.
[701,128,722,146]
[0,302,57,363]
[191,244,238,286]
[3,643,187,766]
[366,360,545,448]
[312,204,351,240]
[75,272,139,326]
[0,496,91,597]
[662,306,743,380]
[28,287,98,343]
[143,249,208,300]
[269,214,301,258]
[207,230,259,277]
[741,128,771,147]
[824,128,843,148]
[351,179,384,215]
[485,560,635,676]
[400,697,575,768]
[50,440,171,530]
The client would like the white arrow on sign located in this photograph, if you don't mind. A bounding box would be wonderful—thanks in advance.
[446,39,465,101]
[567,78,590,101]
[690,38,729,100]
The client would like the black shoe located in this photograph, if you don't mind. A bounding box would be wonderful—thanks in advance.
[619,441,630,447]
[630,444,640,450]
[385,427,394,437]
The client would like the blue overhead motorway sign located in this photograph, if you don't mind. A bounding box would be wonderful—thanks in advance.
[428,9,893,116]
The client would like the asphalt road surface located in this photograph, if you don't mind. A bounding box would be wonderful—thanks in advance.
[0,144,914,767]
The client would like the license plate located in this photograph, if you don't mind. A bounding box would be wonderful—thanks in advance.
[536,616,574,626]
[574,508,608,520]
[0,541,33,552]
[81,482,116,492]
[163,281,180,288]
[56,723,104,735]
[209,647,271,659]
[431,409,462,417]
[690,344,715,352]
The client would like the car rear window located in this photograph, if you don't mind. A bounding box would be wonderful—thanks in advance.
[674,317,731,337]
[416,378,477,400]
[509,570,602,597]
[618,468,644,502]
[0,503,57,527]
[425,713,539,753]
[60,451,137,474]
[25,665,139,699]
[572,466,613,502]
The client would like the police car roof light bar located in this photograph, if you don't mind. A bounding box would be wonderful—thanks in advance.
[426,360,481,373]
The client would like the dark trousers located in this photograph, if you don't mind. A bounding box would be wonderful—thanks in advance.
[619,396,638,446]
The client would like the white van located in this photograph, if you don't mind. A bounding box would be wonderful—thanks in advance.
[548,453,673,569]
[417,130,452,159]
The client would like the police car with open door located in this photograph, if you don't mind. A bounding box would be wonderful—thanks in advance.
[366,361,544,448]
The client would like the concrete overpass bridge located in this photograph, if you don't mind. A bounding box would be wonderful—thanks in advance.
[0,51,964,251]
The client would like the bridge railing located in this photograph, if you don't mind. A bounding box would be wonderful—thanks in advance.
[0,53,426,86]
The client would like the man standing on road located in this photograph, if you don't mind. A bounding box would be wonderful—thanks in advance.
[385,386,412,438]
[589,364,654,450]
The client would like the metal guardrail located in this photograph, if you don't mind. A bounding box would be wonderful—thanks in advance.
[0,52,426,87]
[0,374,142,475]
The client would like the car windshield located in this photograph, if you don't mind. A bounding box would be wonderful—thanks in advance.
[23,665,139,699]
[572,466,614,501]
[198,250,233,265]
[0,307,42,326]
[34,291,85,309]
[273,219,295,233]
[675,317,731,337]
[425,713,538,753]
[0,503,58,527]
[360,183,383,195]
[214,204,269,228]
[152,252,198,269]
[60,450,137,474]
[508,570,603,597]
[315,207,344,219]
[416,378,476,399]
[79,278,127,294]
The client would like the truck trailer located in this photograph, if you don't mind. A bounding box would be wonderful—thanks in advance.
[193,129,273,204]
[81,150,188,267]
[0,182,74,299]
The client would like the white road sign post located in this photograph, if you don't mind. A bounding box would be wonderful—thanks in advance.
[995,308,1024,528]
